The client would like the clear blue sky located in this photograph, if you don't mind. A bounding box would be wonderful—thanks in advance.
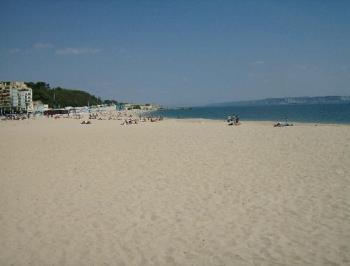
[1,0,349,106]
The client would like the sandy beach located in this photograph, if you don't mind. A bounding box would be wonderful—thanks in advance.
[0,118,349,266]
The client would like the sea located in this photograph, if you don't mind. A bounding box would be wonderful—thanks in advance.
[152,103,350,124]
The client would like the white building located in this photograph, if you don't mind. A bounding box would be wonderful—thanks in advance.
[0,81,33,113]
[10,88,19,108]
[18,88,33,111]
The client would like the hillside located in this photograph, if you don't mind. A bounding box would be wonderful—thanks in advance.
[209,96,350,107]
[26,82,103,108]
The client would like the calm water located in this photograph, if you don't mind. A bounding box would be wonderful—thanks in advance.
[153,103,350,124]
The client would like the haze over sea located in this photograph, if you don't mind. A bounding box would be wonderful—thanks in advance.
[154,103,350,124]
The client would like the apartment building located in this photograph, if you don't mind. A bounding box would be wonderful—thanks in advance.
[0,81,33,113]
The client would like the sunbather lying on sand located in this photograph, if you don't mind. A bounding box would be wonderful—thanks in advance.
[274,122,293,127]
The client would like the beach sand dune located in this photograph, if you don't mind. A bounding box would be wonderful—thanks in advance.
[0,119,349,265]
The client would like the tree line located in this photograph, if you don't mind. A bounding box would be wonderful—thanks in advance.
[25,82,114,108]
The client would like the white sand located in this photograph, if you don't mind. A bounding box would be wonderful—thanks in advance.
[0,118,349,265]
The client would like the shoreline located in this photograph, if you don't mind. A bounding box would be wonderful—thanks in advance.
[150,102,350,125]
[1,115,350,127]
[158,117,350,127]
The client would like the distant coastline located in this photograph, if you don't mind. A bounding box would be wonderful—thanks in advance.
[208,96,350,107]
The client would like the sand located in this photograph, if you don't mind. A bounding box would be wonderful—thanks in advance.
[0,118,349,265]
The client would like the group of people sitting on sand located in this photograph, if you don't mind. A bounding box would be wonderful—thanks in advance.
[121,115,163,125]
[89,111,119,120]
[139,116,163,122]
[1,114,29,121]
[79,110,165,126]
[121,118,138,125]
[225,114,295,127]
[227,114,240,126]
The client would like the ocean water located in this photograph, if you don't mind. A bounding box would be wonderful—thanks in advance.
[152,103,350,124]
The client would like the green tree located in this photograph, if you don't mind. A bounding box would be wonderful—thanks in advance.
[26,82,103,108]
